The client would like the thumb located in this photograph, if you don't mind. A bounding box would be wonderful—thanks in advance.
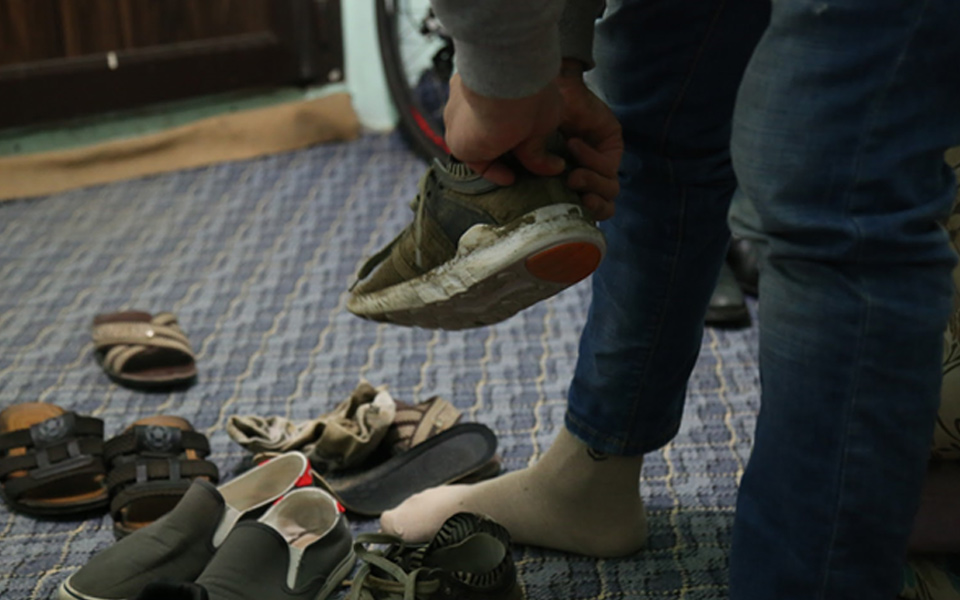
[512,134,565,177]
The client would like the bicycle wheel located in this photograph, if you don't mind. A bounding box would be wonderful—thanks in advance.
[376,0,453,162]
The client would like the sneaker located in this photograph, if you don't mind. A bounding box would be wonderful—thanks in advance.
[347,158,605,330]
[347,512,522,600]
[58,452,311,600]
[134,487,355,600]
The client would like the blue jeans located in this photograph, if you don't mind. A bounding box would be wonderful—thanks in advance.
[565,0,960,597]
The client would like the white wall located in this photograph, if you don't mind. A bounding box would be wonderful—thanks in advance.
[341,1,398,130]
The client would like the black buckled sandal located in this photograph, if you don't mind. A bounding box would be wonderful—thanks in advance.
[0,402,109,517]
[104,416,219,538]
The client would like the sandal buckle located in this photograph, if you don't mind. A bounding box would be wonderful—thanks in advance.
[30,413,77,448]
[134,425,182,456]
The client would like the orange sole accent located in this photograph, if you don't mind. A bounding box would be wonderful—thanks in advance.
[525,242,602,284]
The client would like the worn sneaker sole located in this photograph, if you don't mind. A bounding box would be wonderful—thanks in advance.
[348,203,605,329]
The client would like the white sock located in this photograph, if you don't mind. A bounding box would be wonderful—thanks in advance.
[380,427,648,557]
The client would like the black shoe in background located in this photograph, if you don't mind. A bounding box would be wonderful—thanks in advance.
[727,237,759,297]
[706,262,751,329]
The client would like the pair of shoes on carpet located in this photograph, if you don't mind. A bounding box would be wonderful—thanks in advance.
[59,451,519,600]
[346,155,605,330]
[57,452,353,600]
[705,238,759,330]
[0,403,215,536]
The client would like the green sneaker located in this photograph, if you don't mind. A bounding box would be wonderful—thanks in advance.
[347,512,522,600]
[347,159,605,329]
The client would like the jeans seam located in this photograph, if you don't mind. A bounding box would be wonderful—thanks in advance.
[815,1,931,595]
[621,185,690,452]
[656,0,729,184]
[619,1,725,451]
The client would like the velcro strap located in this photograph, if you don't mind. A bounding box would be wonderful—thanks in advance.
[0,413,103,453]
[0,436,103,479]
[106,459,219,494]
[104,427,210,464]
[1,460,105,502]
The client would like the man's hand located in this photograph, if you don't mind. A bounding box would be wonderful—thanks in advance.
[556,60,622,221]
[442,60,623,221]
[444,74,565,186]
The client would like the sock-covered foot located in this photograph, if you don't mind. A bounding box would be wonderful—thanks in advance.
[380,427,648,557]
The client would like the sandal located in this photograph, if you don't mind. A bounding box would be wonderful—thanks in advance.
[105,416,219,538]
[0,402,109,517]
[92,311,197,389]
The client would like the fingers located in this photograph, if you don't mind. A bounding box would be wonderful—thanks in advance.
[466,160,516,186]
[512,136,565,177]
[582,193,616,221]
[566,137,620,179]
[568,167,618,201]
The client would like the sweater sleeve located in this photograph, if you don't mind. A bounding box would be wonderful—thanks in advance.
[559,0,604,70]
[430,0,565,99]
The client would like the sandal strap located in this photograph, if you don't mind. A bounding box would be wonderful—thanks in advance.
[103,425,210,464]
[0,437,104,478]
[383,397,462,455]
[0,413,103,453]
[106,459,219,496]
[2,460,105,502]
[92,321,192,352]
[109,479,195,520]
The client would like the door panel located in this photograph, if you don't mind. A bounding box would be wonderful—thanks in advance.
[0,0,343,128]
[58,0,126,57]
[0,0,63,67]
[118,0,273,48]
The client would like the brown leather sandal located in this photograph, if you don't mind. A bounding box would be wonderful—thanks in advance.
[92,311,197,389]
[0,402,109,517]
[104,416,219,538]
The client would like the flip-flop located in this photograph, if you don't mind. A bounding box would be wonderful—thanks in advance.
[312,422,499,517]
[92,311,197,390]
[0,402,109,517]
[105,416,219,538]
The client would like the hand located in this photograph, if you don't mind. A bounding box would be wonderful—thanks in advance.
[556,60,623,221]
[443,74,565,186]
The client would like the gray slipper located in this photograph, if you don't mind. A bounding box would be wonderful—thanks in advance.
[58,453,310,600]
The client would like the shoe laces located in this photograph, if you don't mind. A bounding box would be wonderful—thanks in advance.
[347,533,441,600]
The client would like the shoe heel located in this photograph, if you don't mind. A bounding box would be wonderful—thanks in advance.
[525,242,602,284]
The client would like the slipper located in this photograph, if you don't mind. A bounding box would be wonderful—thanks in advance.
[0,402,108,517]
[92,311,197,389]
[313,422,499,517]
[104,416,219,538]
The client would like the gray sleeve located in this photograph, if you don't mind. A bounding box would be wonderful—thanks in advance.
[559,0,604,70]
[430,0,565,99]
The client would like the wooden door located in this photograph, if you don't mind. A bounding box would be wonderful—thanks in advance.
[0,0,343,128]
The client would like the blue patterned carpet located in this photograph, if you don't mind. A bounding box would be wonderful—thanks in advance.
[0,132,759,599]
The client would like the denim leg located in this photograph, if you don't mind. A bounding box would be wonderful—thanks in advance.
[566,0,770,454]
[729,0,960,597]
